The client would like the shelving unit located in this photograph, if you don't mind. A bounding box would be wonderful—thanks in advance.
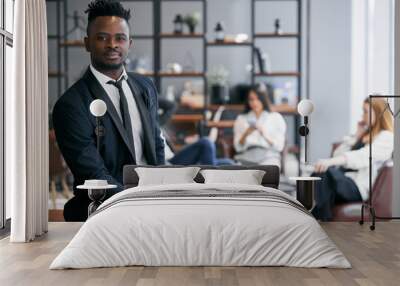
[254,33,299,38]
[206,41,253,46]
[59,40,85,47]
[254,72,301,77]
[156,0,303,124]
[159,33,205,38]
[48,0,303,99]
[158,71,205,77]
[251,0,302,150]
[156,0,207,101]
[48,71,64,77]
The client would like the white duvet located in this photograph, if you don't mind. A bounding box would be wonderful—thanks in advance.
[50,183,351,269]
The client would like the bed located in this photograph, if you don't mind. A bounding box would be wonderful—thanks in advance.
[50,165,350,269]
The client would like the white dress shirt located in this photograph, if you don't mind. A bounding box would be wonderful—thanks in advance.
[90,65,146,165]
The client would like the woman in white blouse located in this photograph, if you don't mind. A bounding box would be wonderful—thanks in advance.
[233,87,287,167]
[312,98,394,221]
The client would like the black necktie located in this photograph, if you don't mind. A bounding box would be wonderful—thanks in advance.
[107,78,135,156]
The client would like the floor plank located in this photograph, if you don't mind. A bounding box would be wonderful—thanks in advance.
[0,222,399,286]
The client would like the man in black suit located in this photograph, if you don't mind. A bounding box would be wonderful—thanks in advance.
[53,0,165,221]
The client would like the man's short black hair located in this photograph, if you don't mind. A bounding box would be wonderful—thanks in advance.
[85,0,131,34]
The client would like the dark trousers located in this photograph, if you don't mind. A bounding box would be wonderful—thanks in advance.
[64,189,120,221]
[170,138,234,166]
[311,167,362,221]
[64,194,91,222]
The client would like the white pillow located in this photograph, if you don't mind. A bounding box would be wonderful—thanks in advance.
[135,167,200,186]
[200,169,266,185]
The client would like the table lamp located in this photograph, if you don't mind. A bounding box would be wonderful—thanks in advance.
[89,99,107,152]
[85,99,110,216]
[289,99,318,211]
[297,99,314,164]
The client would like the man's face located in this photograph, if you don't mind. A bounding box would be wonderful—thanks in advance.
[84,16,132,70]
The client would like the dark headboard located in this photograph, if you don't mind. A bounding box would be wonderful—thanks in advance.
[123,165,280,189]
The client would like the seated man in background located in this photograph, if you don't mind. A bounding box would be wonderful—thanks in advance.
[159,97,234,166]
[233,86,287,167]
[311,98,393,221]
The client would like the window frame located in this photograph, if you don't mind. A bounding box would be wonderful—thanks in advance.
[0,32,3,230]
[0,0,13,233]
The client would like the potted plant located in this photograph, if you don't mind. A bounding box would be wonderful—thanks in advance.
[207,66,230,104]
[184,12,201,34]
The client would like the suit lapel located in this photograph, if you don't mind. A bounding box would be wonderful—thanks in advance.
[83,68,136,161]
[126,76,157,164]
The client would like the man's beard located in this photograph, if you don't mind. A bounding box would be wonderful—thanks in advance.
[92,58,124,71]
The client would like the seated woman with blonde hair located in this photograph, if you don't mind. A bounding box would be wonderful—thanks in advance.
[233,86,287,167]
[312,97,394,221]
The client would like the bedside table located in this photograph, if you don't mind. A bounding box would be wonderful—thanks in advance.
[289,177,321,211]
[77,180,117,216]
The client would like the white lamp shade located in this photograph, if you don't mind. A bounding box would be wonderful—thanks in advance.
[90,99,107,117]
[297,99,314,116]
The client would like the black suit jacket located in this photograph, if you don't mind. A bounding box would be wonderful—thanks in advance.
[53,68,165,196]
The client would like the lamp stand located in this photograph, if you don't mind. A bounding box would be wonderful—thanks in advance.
[299,116,310,166]
[87,188,107,216]
[304,116,308,164]
[94,117,105,152]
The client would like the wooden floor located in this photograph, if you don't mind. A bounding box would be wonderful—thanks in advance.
[0,222,399,286]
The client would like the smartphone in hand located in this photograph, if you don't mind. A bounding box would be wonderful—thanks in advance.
[247,118,257,128]
[356,120,368,138]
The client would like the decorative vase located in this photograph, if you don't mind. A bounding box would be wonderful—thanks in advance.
[174,14,184,34]
[214,22,224,42]
[211,85,229,104]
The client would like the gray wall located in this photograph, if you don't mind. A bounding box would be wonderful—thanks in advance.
[307,0,393,163]
[308,0,352,162]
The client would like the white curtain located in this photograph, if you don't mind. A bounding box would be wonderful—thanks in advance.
[7,0,49,242]
[393,0,400,217]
